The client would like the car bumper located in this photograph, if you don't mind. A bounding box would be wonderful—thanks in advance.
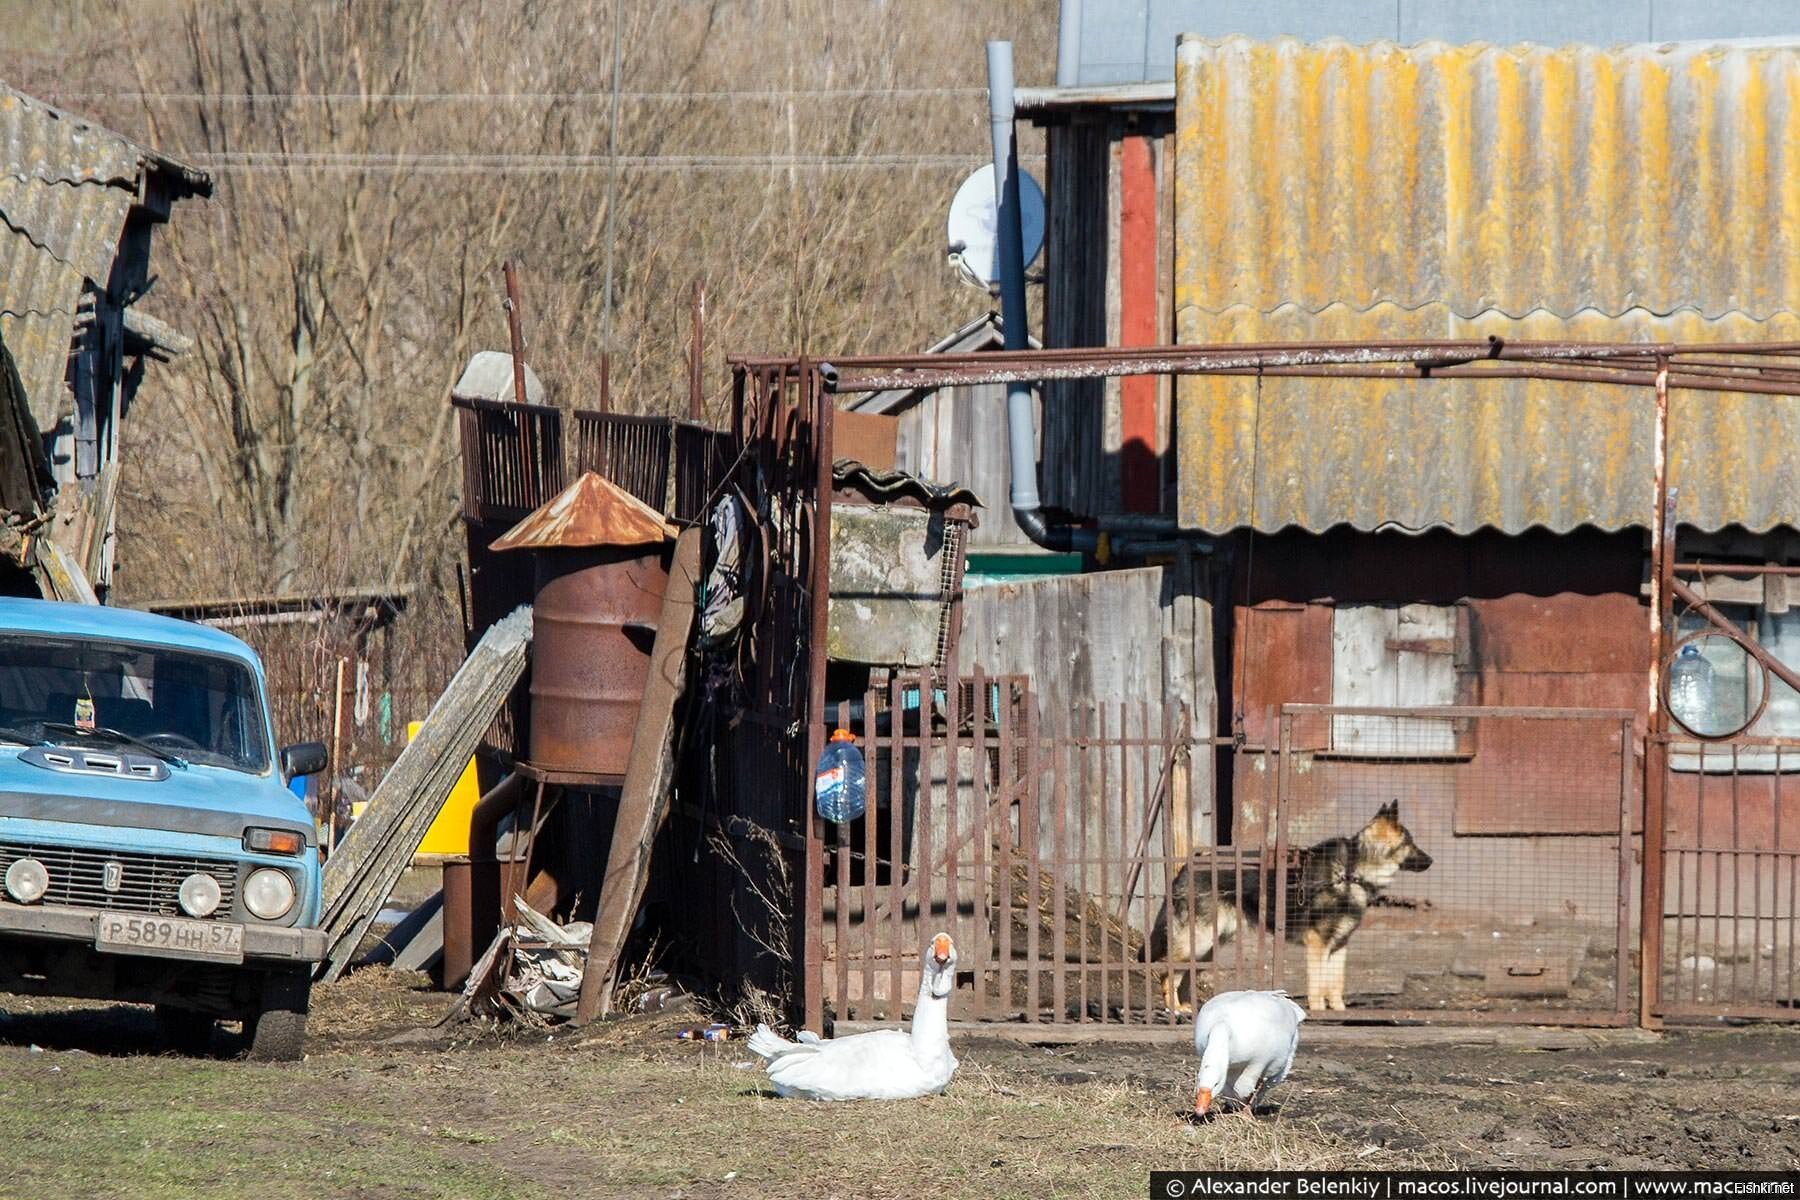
[0,900,325,964]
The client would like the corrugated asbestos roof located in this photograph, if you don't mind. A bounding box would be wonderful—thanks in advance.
[0,83,210,428]
[833,460,983,509]
[1172,37,1800,535]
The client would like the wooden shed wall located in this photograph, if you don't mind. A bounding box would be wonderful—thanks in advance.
[891,380,1034,548]
[958,559,1215,855]
[1040,118,1175,521]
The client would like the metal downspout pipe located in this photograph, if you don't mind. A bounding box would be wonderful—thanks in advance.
[986,40,1096,555]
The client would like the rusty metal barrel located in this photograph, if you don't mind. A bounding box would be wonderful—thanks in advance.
[490,471,676,779]
[528,544,667,775]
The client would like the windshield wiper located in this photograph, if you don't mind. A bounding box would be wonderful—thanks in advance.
[0,723,41,746]
[41,722,187,769]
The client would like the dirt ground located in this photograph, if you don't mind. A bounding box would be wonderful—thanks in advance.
[0,969,1794,1199]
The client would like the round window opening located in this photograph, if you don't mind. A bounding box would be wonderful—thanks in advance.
[1664,631,1767,740]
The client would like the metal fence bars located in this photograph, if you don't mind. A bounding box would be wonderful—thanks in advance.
[1656,735,1800,1021]
[573,410,733,524]
[454,397,566,525]
[816,695,1639,1026]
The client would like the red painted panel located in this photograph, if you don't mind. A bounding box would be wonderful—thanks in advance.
[1454,672,1643,835]
[1471,592,1647,675]
[1234,601,1332,748]
[1119,135,1158,514]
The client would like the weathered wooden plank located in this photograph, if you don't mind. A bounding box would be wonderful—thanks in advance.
[574,528,700,1022]
[317,606,531,980]
[1041,120,1110,518]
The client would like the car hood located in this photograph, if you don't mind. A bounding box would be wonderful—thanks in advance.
[0,745,312,833]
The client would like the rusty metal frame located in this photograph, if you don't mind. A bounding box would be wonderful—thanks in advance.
[808,337,1800,397]
[815,690,1640,1027]
[730,338,1800,1029]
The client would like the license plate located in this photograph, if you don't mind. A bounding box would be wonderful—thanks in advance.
[95,912,244,964]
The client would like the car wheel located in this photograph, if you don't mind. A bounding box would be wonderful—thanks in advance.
[154,1005,215,1056]
[245,969,310,1062]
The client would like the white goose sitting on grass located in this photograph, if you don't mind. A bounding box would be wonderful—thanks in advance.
[1192,989,1306,1117]
[748,933,960,1101]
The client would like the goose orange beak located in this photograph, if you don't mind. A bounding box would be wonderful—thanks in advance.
[1194,1088,1213,1116]
[932,933,953,965]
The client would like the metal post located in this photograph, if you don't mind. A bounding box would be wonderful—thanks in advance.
[802,360,833,1034]
[993,38,1036,510]
[689,279,706,422]
[502,260,538,503]
[503,261,528,406]
[1640,358,1672,1029]
[986,41,1087,552]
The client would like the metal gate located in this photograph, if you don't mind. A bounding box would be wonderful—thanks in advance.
[1651,737,1800,1021]
[813,687,1639,1026]
[1257,705,1637,1025]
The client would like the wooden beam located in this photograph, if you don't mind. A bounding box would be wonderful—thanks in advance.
[574,528,700,1023]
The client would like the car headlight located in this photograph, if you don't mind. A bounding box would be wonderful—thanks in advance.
[4,857,48,904]
[178,872,222,918]
[243,867,296,920]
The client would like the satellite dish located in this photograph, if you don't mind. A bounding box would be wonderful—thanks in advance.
[946,163,1045,288]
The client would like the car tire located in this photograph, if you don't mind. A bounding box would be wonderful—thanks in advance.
[154,1005,215,1056]
[245,969,310,1062]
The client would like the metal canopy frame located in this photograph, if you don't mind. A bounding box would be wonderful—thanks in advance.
[731,337,1800,1029]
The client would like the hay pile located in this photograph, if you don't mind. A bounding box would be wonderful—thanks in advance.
[991,861,1205,1020]
[1002,860,1143,964]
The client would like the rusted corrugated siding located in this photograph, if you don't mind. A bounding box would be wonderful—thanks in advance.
[1173,37,1800,534]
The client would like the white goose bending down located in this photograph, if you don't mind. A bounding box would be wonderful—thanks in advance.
[749,933,960,1101]
[1192,989,1306,1116]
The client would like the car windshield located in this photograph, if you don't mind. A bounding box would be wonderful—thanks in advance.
[0,635,270,774]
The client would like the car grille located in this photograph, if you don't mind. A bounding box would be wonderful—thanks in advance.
[0,841,239,919]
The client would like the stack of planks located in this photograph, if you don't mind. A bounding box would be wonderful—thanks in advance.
[316,606,532,982]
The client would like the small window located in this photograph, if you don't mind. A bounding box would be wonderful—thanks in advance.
[1671,602,1800,772]
[1329,603,1465,757]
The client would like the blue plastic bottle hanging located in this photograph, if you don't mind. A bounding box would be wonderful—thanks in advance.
[814,728,866,823]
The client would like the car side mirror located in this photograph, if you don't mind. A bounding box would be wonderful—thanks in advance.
[280,741,328,780]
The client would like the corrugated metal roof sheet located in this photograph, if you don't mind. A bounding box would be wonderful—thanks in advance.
[0,83,209,428]
[490,472,674,550]
[1172,37,1800,534]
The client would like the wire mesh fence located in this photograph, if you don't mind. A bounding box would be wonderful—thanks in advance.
[816,688,1638,1026]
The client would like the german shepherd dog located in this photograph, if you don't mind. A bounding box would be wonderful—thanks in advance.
[1149,800,1434,1013]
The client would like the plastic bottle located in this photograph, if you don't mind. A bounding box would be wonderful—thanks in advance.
[1668,644,1716,731]
[814,728,866,823]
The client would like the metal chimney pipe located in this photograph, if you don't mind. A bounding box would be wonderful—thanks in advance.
[986,40,1092,553]
[1056,0,1084,87]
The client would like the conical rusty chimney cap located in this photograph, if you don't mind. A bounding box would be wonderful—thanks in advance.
[490,472,675,551]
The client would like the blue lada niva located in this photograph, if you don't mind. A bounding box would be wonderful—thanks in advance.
[0,598,326,1059]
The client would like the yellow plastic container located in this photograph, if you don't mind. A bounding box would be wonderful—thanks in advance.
[412,720,481,856]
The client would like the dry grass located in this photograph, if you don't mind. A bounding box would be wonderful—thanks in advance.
[515,1030,1454,1199]
[3,970,1797,1197]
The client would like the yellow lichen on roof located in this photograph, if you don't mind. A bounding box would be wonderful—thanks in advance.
[1173,36,1800,534]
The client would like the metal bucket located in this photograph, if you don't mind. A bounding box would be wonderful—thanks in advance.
[528,545,669,776]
